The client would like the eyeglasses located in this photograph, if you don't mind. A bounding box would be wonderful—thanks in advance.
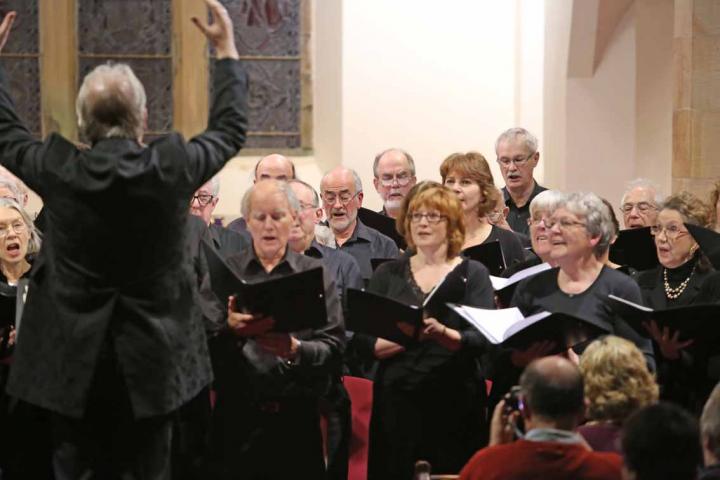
[321,190,361,206]
[650,223,687,239]
[0,221,26,238]
[621,202,657,214]
[409,212,447,224]
[298,201,317,211]
[544,217,587,230]
[191,194,215,206]
[527,217,550,227]
[497,152,535,168]
[378,172,413,187]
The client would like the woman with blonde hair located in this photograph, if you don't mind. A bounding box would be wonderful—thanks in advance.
[578,335,659,453]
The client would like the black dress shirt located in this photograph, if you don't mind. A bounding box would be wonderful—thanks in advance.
[336,219,399,281]
[304,240,363,302]
[214,248,345,401]
[503,181,547,236]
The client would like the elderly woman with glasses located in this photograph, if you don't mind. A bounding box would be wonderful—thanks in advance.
[0,198,45,478]
[440,152,526,271]
[636,191,717,412]
[510,192,655,364]
[367,181,495,480]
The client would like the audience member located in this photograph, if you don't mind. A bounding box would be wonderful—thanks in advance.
[495,127,547,236]
[372,148,417,219]
[710,180,720,233]
[701,383,720,480]
[459,356,623,480]
[577,336,659,453]
[621,402,701,480]
[620,179,662,229]
[320,166,399,281]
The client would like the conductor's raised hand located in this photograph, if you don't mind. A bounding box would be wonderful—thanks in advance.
[0,11,16,54]
[192,0,239,60]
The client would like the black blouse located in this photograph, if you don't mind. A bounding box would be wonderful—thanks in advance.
[368,257,495,390]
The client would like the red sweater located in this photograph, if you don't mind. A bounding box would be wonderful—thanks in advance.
[459,439,623,480]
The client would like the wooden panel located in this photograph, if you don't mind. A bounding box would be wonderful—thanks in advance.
[39,0,75,139]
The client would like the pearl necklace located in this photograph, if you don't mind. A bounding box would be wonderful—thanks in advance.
[663,266,695,300]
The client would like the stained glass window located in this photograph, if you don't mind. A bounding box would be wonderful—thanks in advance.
[0,0,40,137]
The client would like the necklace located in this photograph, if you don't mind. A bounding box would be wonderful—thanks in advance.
[663,266,695,299]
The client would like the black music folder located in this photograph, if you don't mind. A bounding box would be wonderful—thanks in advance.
[462,241,506,276]
[357,207,406,249]
[490,262,552,307]
[609,227,659,271]
[0,282,16,355]
[686,223,720,270]
[371,258,394,272]
[346,289,423,346]
[607,294,720,345]
[448,304,609,351]
[202,239,327,332]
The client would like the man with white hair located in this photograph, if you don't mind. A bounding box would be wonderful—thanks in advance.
[320,166,399,281]
[496,127,547,236]
[211,179,344,478]
[372,148,417,219]
[0,2,247,477]
[620,178,663,229]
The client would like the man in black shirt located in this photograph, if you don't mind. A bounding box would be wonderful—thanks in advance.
[496,127,547,236]
[210,179,345,479]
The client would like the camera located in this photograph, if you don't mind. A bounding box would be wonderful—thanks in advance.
[504,385,523,413]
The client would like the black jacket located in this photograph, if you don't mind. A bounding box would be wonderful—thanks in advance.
[0,58,248,418]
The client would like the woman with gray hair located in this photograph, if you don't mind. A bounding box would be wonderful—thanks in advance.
[510,192,655,366]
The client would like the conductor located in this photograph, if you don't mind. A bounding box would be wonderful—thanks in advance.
[0,1,246,478]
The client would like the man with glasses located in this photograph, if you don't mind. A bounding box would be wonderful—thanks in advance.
[496,128,547,236]
[372,148,417,219]
[320,166,399,281]
[620,178,663,229]
[190,175,249,257]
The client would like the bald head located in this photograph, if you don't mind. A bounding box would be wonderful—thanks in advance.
[520,356,584,424]
[76,63,146,144]
[254,154,295,182]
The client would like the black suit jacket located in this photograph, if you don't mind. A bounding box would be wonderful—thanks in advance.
[0,59,248,418]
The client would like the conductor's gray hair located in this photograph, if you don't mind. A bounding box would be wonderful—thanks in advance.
[241,179,301,219]
[495,127,539,154]
[76,62,146,144]
[0,198,41,255]
[207,175,220,197]
[621,178,664,206]
[0,176,24,205]
[562,192,615,258]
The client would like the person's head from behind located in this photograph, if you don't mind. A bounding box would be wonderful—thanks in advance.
[76,62,147,145]
[372,148,417,217]
[580,336,658,425]
[621,179,663,229]
[622,402,701,480]
[0,174,25,206]
[254,154,296,182]
[190,176,220,225]
[241,179,299,261]
[396,181,464,260]
[0,198,40,267]
[440,151,498,221]
[519,356,585,432]
[700,383,720,468]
